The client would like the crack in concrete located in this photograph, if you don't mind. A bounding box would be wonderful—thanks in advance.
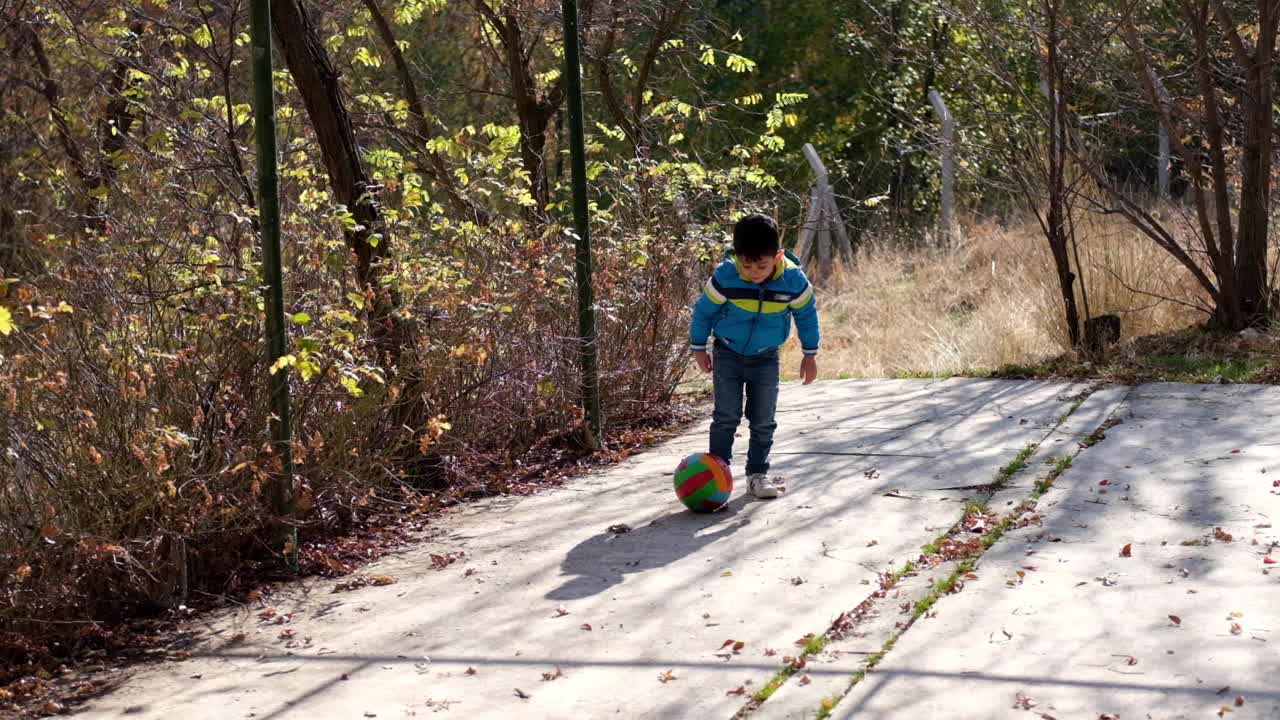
[735,383,1134,719]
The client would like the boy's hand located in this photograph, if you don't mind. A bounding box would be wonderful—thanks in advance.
[800,355,818,385]
[693,350,713,373]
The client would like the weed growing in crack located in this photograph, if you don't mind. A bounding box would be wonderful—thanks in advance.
[995,444,1037,485]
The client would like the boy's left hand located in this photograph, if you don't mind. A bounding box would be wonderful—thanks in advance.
[800,356,817,385]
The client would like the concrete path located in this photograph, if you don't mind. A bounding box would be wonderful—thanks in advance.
[72,380,1276,719]
[825,383,1280,720]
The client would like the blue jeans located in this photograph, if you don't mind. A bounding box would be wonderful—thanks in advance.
[710,342,779,476]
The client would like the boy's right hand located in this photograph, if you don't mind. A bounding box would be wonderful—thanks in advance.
[693,350,713,373]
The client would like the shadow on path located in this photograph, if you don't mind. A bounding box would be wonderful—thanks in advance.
[546,494,753,601]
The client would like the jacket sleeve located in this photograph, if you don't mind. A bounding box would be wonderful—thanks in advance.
[690,271,727,353]
[790,273,820,356]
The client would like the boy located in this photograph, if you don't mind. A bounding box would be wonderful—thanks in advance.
[690,214,819,499]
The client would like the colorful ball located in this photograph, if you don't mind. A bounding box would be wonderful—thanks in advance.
[673,453,733,513]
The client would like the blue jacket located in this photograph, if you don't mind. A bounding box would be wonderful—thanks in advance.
[690,249,820,357]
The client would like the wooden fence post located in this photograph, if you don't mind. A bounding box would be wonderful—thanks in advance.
[798,143,853,281]
[928,89,958,246]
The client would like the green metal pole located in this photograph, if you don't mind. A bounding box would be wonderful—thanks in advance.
[560,0,603,449]
[250,0,297,562]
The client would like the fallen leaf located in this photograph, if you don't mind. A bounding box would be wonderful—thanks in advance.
[1217,686,1231,695]
[541,666,563,681]
[964,572,979,580]
[657,670,677,683]
[554,606,570,617]
[1126,656,1138,666]
[1236,696,1245,706]
[514,688,531,699]
[1099,479,1111,486]
[795,633,816,647]
[764,648,778,656]
[720,639,736,650]
[1218,706,1233,717]
[1014,691,1037,709]
[257,608,278,620]
[1230,622,1243,635]
[1231,449,1242,454]
[1120,543,1132,558]
[341,673,350,681]
[733,641,745,653]
[1099,715,1119,720]
[1214,528,1234,542]
[278,629,296,640]
[791,577,806,586]
[369,576,397,586]
[465,667,477,676]
[1169,614,1182,626]
[580,624,592,632]
[429,552,465,570]
[1021,565,1039,571]
[1264,557,1277,565]
[721,571,733,577]
[726,686,746,696]
[799,675,812,686]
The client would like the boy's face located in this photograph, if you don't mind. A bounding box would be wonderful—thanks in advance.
[740,253,779,284]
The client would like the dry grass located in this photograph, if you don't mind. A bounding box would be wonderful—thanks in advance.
[782,212,1207,379]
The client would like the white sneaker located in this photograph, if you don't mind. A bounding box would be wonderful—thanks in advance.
[749,473,783,499]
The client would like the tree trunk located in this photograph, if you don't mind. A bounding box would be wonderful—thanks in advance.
[270,0,400,343]
[501,11,555,212]
[1233,0,1277,325]
[271,0,432,434]
[1044,0,1081,347]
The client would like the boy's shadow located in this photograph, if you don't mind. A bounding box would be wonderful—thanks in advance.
[546,494,753,601]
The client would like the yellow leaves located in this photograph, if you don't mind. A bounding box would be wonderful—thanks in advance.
[449,344,488,365]
[724,53,756,73]
[191,25,213,48]
[298,358,321,382]
[0,306,12,335]
[418,414,452,455]
[269,354,297,375]
[340,376,364,397]
[353,46,383,68]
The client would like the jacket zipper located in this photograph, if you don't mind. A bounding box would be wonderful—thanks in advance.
[742,283,765,353]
